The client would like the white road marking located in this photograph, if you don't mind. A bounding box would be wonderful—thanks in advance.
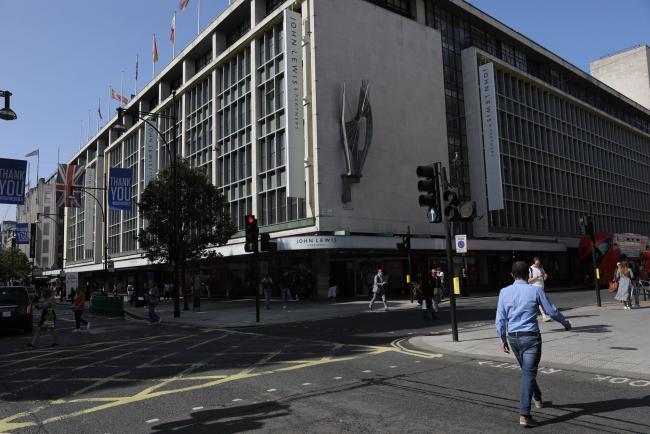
[302,383,311,386]
[389,365,398,368]
[266,388,277,392]
[192,406,204,411]
[145,418,159,423]
[362,370,372,373]
[333,376,342,380]
[232,398,242,402]
[414,361,421,363]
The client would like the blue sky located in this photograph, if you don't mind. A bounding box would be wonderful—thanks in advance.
[0,0,648,221]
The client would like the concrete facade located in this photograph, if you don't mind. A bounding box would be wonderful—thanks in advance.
[591,45,650,110]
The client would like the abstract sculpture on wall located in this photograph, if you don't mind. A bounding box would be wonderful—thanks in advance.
[340,80,373,203]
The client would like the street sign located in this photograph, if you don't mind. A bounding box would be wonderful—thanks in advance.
[426,208,439,223]
[455,234,467,253]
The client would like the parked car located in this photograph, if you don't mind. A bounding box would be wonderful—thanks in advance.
[0,286,33,333]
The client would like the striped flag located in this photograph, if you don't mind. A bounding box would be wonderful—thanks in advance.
[153,34,159,63]
[56,163,85,208]
[170,13,176,44]
[179,0,190,11]
[111,88,128,104]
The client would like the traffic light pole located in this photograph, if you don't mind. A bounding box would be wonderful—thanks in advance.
[254,252,260,323]
[588,212,601,307]
[440,165,459,342]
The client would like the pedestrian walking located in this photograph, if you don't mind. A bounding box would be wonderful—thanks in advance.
[148,282,161,323]
[420,270,435,320]
[369,268,388,311]
[262,275,273,309]
[614,261,633,309]
[629,259,641,309]
[280,271,292,308]
[496,261,572,427]
[528,257,551,322]
[28,289,59,348]
[72,288,90,332]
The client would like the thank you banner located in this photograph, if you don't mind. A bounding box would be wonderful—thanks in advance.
[108,167,133,211]
[15,223,29,244]
[0,158,27,205]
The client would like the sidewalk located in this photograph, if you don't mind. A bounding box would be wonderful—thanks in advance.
[125,298,415,328]
[409,300,650,377]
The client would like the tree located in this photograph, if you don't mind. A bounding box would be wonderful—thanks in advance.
[137,158,236,267]
[0,248,31,283]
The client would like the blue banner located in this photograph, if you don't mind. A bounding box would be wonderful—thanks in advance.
[108,167,133,211]
[0,158,27,205]
[15,223,29,245]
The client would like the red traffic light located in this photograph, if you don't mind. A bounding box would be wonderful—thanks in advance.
[247,215,256,224]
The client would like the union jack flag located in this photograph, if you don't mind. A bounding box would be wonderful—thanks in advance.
[56,163,85,208]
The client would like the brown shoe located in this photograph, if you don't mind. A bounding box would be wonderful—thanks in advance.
[519,416,538,427]
[533,399,544,409]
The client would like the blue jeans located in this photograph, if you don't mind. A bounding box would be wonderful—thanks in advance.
[264,287,271,308]
[280,287,291,305]
[508,335,542,416]
[148,303,160,323]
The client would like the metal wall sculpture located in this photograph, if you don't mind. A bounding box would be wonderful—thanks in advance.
[340,80,373,203]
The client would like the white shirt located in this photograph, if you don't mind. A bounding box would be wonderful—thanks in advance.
[529,265,546,289]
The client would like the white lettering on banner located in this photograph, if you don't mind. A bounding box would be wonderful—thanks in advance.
[283,9,305,198]
[477,360,561,374]
[478,63,504,211]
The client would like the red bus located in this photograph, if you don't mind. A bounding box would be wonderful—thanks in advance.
[578,233,650,283]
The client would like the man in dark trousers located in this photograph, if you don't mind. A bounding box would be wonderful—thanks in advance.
[496,261,572,427]
[421,269,440,320]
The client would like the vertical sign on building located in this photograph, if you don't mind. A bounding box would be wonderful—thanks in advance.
[15,223,29,244]
[84,166,96,256]
[108,167,133,211]
[478,63,504,211]
[0,158,27,205]
[143,118,158,188]
[29,223,36,258]
[283,8,305,198]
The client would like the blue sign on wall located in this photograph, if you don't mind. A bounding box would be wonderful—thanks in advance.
[15,223,29,244]
[0,158,27,205]
[108,167,133,211]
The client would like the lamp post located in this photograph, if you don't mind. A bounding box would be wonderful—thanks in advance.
[0,90,17,121]
[113,91,180,317]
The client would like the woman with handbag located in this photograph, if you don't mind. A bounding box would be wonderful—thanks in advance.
[614,261,633,309]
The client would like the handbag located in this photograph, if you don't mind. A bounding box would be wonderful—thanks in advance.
[608,279,618,293]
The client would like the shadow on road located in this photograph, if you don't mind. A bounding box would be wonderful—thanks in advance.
[151,401,291,433]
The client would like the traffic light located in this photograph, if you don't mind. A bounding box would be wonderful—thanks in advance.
[260,233,277,252]
[397,232,411,251]
[416,165,442,223]
[443,188,476,222]
[244,214,259,253]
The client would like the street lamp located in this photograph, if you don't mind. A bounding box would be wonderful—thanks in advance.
[113,91,181,318]
[0,90,17,121]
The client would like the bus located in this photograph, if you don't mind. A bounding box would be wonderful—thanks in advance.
[578,233,649,283]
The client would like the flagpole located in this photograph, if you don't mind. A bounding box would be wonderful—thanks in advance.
[80,120,83,149]
[97,98,100,131]
[153,34,156,79]
[135,54,139,95]
[36,151,40,205]
[108,86,112,123]
[197,0,201,35]
[88,109,91,140]
[173,12,176,58]
[120,70,125,107]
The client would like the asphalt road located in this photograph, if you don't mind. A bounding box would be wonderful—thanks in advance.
[1,290,647,434]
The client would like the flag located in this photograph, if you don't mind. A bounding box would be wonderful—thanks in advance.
[24,149,39,158]
[55,163,85,208]
[111,88,128,104]
[170,13,176,44]
[98,98,103,120]
[179,0,190,11]
[153,34,159,63]
[135,54,139,81]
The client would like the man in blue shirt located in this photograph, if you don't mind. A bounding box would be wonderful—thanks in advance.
[496,261,572,427]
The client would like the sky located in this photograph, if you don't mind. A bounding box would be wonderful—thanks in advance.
[0,0,649,221]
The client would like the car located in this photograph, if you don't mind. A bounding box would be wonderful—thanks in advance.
[0,286,33,334]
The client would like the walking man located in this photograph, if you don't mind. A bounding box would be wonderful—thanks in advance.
[496,261,572,427]
[148,282,161,324]
[528,257,551,322]
[28,288,59,348]
[72,288,90,332]
[262,275,273,309]
[280,271,292,309]
[369,268,388,311]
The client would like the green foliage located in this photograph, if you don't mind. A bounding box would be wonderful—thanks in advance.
[0,248,31,283]
[137,158,236,266]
